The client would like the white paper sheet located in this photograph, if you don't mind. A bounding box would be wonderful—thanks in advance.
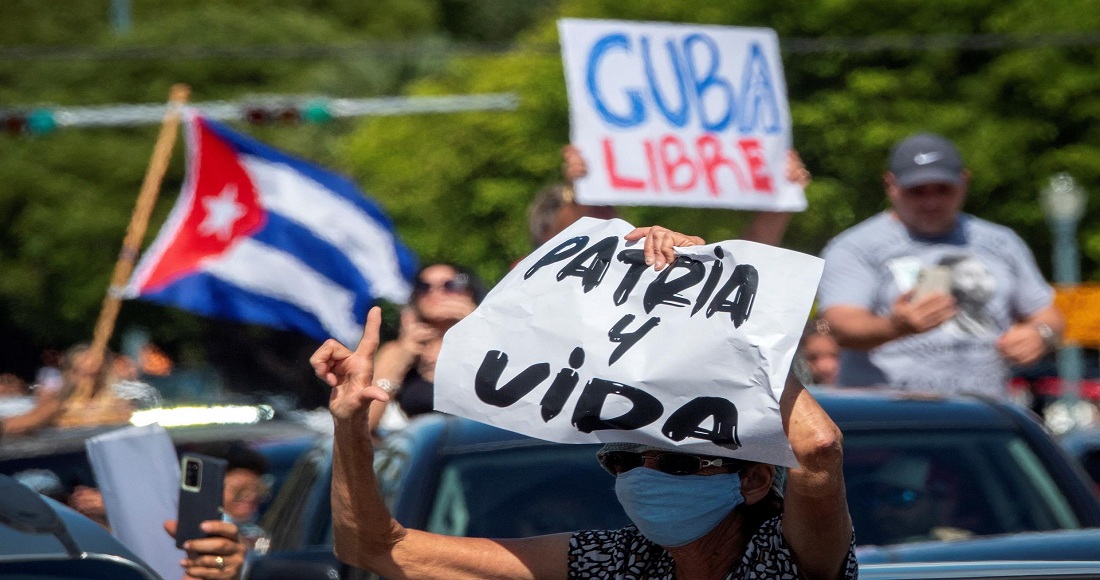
[435,218,823,467]
[86,424,184,580]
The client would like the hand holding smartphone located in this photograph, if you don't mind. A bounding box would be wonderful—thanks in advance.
[175,453,227,549]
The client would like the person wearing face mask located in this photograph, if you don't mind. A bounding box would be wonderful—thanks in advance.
[312,226,856,580]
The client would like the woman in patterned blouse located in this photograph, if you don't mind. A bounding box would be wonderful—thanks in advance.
[313,227,857,580]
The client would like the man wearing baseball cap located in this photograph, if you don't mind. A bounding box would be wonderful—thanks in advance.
[815,132,1064,397]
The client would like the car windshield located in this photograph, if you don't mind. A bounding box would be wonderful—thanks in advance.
[846,429,1081,546]
[424,445,630,538]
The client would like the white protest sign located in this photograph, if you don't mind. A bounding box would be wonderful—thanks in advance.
[435,218,822,466]
[559,19,805,211]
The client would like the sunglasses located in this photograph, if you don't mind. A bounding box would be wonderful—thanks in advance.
[227,483,272,503]
[598,450,747,476]
[413,273,471,296]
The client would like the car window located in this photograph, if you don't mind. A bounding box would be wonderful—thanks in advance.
[260,447,327,551]
[374,437,412,513]
[424,445,629,538]
[845,429,1082,546]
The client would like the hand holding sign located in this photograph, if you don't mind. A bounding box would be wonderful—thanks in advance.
[559,19,805,210]
[624,225,705,270]
[435,218,823,466]
[311,306,391,421]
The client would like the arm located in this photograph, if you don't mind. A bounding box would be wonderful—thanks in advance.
[0,391,63,436]
[740,212,793,247]
[739,150,810,247]
[823,291,957,351]
[997,237,1067,367]
[997,304,1065,367]
[779,374,852,580]
[312,307,570,580]
[367,308,438,433]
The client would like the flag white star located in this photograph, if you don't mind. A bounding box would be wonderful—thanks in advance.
[199,184,247,241]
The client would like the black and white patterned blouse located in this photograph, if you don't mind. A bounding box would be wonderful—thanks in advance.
[568,516,858,579]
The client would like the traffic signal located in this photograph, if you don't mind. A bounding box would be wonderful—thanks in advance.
[242,100,334,125]
[1,109,57,136]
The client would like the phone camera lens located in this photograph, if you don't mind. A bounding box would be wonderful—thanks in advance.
[185,460,200,487]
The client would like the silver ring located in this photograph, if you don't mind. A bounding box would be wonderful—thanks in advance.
[215,555,225,570]
[375,378,399,394]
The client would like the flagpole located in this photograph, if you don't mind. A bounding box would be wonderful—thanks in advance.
[72,83,191,404]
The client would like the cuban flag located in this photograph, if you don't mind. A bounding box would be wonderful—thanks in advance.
[125,112,417,346]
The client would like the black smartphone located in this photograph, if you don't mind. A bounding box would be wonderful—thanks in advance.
[176,453,227,549]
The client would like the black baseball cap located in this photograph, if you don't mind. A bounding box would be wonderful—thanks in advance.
[888,133,965,188]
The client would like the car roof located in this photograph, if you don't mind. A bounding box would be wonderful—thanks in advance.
[407,387,1022,455]
[0,417,321,461]
[858,560,1100,579]
[857,529,1100,564]
[813,387,1020,431]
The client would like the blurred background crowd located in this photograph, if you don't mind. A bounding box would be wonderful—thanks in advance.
[2,3,1100,577]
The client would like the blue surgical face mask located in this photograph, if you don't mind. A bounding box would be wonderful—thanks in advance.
[614,467,744,547]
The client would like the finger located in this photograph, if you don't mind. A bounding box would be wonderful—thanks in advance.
[198,520,240,541]
[310,339,352,383]
[410,325,438,342]
[400,306,420,329]
[446,295,478,314]
[683,235,706,246]
[646,228,667,268]
[660,234,701,266]
[786,150,812,187]
[164,520,178,538]
[624,226,652,241]
[785,150,800,180]
[181,564,230,580]
[184,537,236,557]
[187,555,230,570]
[354,306,384,358]
[562,145,588,180]
[658,232,680,270]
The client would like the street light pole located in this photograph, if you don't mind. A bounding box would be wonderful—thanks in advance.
[1041,173,1087,426]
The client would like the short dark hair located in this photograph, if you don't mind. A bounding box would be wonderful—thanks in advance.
[185,442,269,476]
[225,444,269,476]
[528,183,572,248]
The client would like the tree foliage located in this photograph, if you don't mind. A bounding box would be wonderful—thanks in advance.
[344,0,1100,284]
[2,0,1099,393]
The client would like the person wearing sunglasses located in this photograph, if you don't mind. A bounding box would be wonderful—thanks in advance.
[367,263,486,437]
[313,226,856,580]
[861,455,970,544]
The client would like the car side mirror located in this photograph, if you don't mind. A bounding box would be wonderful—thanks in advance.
[0,474,81,557]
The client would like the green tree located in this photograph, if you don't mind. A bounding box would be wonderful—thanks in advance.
[4,0,1100,394]
[0,1,566,395]
[342,0,1100,285]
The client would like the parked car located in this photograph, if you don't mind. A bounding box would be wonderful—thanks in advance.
[858,561,1100,579]
[247,388,1100,579]
[857,528,1100,564]
[0,473,159,579]
[0,409,322,519]
[1061,426,1100,492]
